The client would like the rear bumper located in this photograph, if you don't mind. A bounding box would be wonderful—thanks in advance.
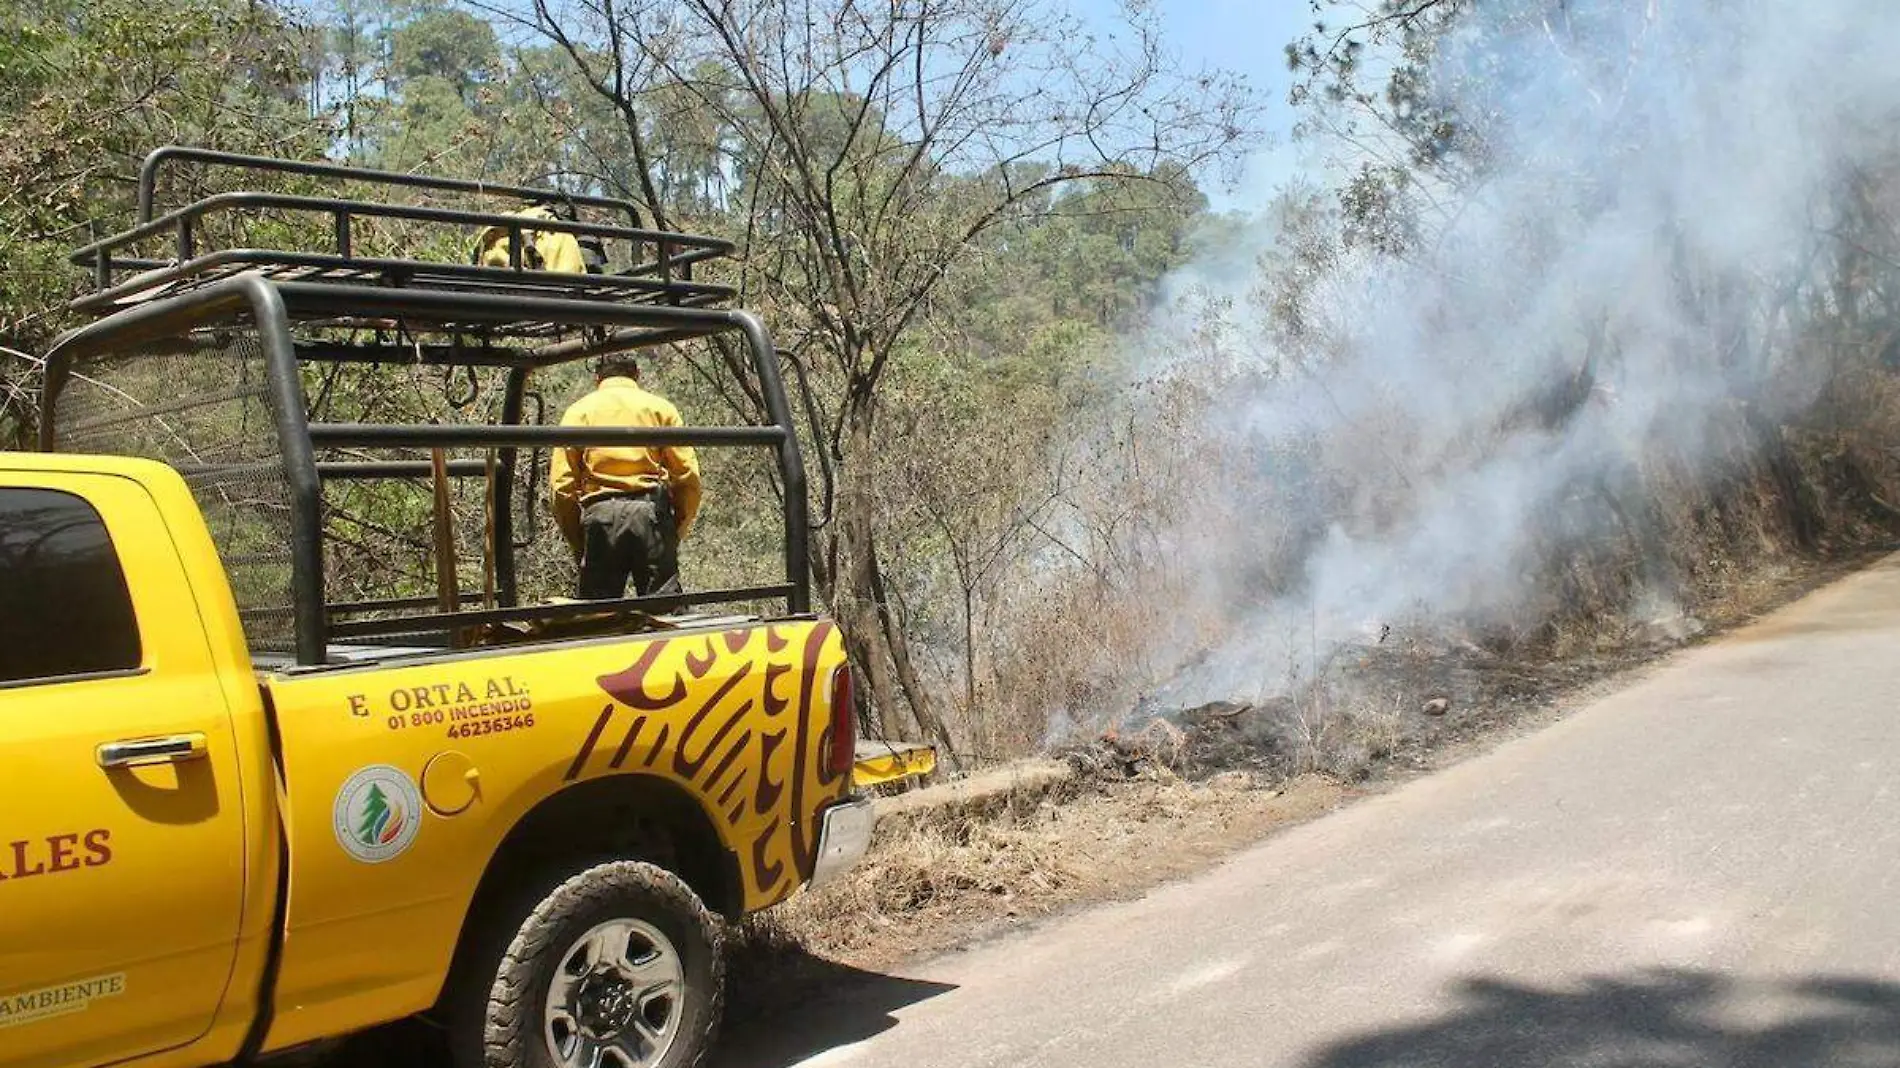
[808,798,876,889]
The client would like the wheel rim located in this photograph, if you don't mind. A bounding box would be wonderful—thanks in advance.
[544,918,686,1068]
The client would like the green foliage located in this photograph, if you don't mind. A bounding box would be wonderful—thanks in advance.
[0,0,325,440]
[389,4,499,98]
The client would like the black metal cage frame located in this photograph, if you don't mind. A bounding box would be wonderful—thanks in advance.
[38,148,810,667]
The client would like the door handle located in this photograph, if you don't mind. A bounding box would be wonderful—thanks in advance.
[97,734,208,769]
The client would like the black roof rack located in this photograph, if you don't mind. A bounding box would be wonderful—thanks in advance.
[71,148,738,334]
[134,146,652,227]
[42,150,811,668]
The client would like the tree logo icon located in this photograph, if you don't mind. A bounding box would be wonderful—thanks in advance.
[332,765,424,863]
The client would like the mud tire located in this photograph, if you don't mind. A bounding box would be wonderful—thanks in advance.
[450,860,725,1068]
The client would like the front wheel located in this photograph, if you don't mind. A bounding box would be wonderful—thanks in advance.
[457,860,726,1068]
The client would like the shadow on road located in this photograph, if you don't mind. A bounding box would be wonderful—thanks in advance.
[311,945,952,1068]
[714,951,956,1068]
[1302,969,1900,1068]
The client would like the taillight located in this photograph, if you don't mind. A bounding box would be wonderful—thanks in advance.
[826,663,856,778]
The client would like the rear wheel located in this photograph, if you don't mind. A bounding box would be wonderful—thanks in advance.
[455,860,725,1068]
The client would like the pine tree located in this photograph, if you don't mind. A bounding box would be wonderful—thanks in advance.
[357,783,391,844]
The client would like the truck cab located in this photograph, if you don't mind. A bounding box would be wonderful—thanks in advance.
[0,452,281,1068]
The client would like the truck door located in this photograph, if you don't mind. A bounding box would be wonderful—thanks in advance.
[0,473,247,1068]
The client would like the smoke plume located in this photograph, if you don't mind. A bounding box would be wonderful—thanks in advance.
[1111,0,1900,717]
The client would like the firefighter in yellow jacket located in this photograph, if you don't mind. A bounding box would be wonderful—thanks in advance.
[474,203,593,273]
[550,357,703,598]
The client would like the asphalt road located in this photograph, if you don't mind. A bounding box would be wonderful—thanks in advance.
[716,554,1900,1068]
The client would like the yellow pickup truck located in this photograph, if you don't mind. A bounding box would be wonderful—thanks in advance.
[0,148,919,1068]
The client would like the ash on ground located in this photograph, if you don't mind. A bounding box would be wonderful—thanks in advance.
[1061,631,1647,786]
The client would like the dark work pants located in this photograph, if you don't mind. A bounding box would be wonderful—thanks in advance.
[577,491,682,600]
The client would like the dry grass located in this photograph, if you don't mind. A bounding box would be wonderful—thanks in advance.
[951,384,1900,773]
[733,769,1348,980]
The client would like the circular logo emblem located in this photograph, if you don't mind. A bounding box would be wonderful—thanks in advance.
[332,765,423,864]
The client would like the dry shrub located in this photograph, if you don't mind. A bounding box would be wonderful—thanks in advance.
[740,765,1281,968]
[751,796,1082,958]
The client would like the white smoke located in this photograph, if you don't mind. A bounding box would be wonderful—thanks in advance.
[1116,0,1900,713]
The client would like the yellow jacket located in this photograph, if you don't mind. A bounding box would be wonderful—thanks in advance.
[550,377,703,553]
[475,205,588,273]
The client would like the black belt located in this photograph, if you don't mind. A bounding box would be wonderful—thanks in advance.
[587,484,669,503]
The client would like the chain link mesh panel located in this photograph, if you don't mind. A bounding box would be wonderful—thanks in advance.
[53,333,298,654]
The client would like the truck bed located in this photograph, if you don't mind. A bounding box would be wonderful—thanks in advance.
[250,611,769,673]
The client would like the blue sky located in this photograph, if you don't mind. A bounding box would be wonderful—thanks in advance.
[1075,0,1323,211]
[457,0,1332,212]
